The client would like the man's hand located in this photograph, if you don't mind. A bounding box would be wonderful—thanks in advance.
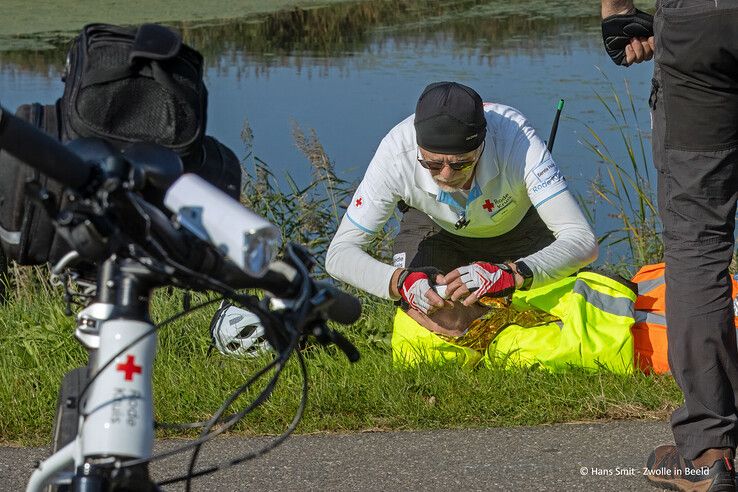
[441,262,516,306]
[601,8,654,66]
[397,267,446,314]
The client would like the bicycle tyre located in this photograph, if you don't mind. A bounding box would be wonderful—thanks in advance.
[47,365,89,492]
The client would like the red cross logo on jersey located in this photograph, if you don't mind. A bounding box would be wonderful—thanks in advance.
[355,197,363,207]
[482,199,495,213]
[116,355,142,381]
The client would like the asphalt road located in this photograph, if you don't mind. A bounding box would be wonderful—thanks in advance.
[1,421,676,491]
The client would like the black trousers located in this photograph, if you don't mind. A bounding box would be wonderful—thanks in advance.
[651,0,738,459]
[391,206,555,273]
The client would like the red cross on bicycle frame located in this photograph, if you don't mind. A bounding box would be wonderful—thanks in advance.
[482,199,495,213]
[355,197,363,207]
[116,355,142,381]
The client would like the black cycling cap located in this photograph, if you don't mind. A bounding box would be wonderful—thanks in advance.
[414,81,486,154]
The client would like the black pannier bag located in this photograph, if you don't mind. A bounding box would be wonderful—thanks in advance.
[0,23,242,266]
[0,102,67,265]
[62,23,207,163]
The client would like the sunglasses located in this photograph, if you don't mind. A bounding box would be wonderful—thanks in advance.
[417,141,485,171]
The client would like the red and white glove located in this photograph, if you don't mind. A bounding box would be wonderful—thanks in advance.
[456,262,516,300]
[397,267,442,314]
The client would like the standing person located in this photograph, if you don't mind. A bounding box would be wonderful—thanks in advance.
[326,81,597,314]
[601,1,738,490]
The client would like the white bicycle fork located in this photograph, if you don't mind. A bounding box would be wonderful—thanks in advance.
[26,307,157,492]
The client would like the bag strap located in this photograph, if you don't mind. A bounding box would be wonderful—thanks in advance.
[45,99,61,141]
[80,24,197,103]
[17,103,46,264]
[129,24,181,63]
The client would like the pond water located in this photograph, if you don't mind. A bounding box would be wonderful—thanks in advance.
[0,0,656,264]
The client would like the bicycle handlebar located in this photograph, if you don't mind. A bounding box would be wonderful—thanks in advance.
[4,96,363,491]
[0,106,94,189]
[132,193,359,324]
[313,281,362,325]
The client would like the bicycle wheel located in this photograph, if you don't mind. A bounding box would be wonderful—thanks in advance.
[48,365,89,492]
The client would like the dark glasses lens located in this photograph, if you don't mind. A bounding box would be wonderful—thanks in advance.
[417,141,484,171]
[417,157,476,171]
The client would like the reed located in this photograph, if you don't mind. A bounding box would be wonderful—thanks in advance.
[578,73,663,277]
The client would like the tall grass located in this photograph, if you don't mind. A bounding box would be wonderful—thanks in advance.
[577,73,663,276]
[238,118,395,275]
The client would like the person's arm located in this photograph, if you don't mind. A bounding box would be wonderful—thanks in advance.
[439,188,596,302]
[325,135,419,300]
[325,158,400,299]
[326,216,403,299]
[512,117,597,287]
[516,189,598,288]
[326,218,447,310]
[440,111,596,303]
[601,0,635,17]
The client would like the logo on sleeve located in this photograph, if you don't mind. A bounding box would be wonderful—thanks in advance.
[355,197,363,208]
[531,162,565,193]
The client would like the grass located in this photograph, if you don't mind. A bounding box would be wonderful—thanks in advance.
[0,271,681,447]
[0,0,359,38]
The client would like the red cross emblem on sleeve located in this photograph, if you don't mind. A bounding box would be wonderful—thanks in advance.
[116,355,142,381]
[355,197,363,207]
[483,199,494,212]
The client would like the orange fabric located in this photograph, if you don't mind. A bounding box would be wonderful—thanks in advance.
[631,263,738,374]
[632,323,669,374]
[633,262,666,313]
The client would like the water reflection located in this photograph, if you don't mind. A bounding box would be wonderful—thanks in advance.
[0,0,655,265]
[1,0,603,74]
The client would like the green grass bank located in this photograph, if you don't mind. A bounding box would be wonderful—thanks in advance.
[0,267,682,447]
[0,0,357,37]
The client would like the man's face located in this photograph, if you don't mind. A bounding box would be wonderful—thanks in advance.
[417,142,484,192]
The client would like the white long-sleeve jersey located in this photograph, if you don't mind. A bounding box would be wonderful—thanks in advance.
[326,104,598,299]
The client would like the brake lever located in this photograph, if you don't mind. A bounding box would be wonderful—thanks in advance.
[311,322,360,363]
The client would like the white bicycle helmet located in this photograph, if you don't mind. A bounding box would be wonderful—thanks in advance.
[209,301,272,357]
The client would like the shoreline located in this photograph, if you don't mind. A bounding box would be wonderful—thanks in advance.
[0,0,358,50]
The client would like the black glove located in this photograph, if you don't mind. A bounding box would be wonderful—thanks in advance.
[601,9,654,66]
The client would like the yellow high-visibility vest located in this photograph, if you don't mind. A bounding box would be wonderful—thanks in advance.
[392,271,637,373]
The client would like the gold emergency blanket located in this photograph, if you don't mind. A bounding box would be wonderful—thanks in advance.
[435,297,560,351]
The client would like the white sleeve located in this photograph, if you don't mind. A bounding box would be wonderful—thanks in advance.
[325,215,399,300]
[325,135,404,299]
[517,189,598,288]
[504,110,568,208]
[343,137,402,235]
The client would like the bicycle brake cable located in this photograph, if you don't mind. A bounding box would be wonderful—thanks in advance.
[156,347,309,488]
[121,333,301,472]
